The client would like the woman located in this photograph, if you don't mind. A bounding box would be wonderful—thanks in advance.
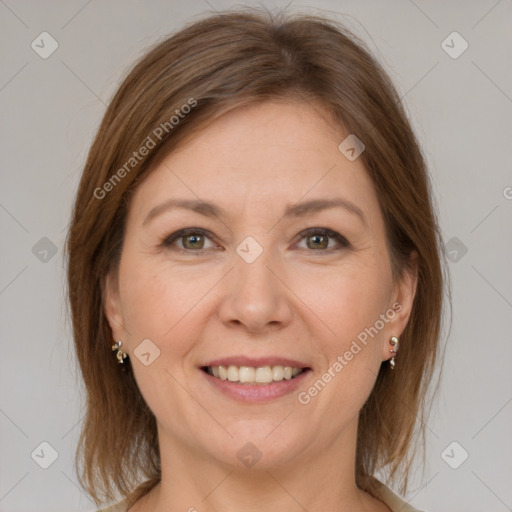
[66,7,445,512]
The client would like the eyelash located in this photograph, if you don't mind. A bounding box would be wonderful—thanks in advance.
[160,227,351,255]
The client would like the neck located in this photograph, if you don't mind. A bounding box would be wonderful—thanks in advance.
[129,419,389,512]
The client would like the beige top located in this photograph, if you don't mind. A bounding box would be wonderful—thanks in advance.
[96,479,424,512]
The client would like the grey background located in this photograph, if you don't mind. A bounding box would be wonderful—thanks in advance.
[1,1,511,511]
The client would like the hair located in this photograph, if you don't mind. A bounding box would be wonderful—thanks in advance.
[65,6,447,508]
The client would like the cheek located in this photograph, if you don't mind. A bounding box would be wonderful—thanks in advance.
[117,254,200,354]
[299,278,387,430]
[117,260,204,432]
[302,259,392,345]
[296,258,391,410]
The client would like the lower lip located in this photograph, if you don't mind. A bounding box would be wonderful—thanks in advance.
[200,368,311,403]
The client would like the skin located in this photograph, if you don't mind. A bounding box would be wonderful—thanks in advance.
[105,100,417,512]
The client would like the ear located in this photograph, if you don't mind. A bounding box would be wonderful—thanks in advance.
[381,251,418,360]
[103,271,127,343]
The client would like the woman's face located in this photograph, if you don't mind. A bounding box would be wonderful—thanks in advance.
[105,100,416,470]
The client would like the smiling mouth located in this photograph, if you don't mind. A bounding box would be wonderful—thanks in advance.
[201,365,309,384]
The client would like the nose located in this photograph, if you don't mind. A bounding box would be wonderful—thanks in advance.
[217,246,293,335]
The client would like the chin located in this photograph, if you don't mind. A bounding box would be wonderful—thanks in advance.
[201,424,312,470]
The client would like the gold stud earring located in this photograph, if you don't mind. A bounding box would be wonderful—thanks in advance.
[389,336,399,370]
[112,340,128,364]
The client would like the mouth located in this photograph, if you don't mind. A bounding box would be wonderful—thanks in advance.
[201,364,309,384]
[199,361,312,403]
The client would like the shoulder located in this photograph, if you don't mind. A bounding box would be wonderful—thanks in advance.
[370,477,425,512]
[95,501,129,512]
[94,481,424,512]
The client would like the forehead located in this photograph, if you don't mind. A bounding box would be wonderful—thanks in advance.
[129,100,379,223]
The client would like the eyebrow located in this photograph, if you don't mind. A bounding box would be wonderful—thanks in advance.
[142,197,366,226]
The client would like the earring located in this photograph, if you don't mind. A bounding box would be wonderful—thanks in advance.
[389,336,399,370]
[112,340,128,364]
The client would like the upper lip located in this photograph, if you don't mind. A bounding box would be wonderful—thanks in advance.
[202,357,310,369]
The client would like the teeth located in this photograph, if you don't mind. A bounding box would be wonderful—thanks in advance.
[227,365,239,382]
[206,365,305,384]
[255,366,272,383]
[239,366,255,383]
[272,365,284,381]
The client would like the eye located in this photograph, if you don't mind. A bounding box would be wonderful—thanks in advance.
[161,228,216,253]
[295,228,350,252]
[161,227,350,254]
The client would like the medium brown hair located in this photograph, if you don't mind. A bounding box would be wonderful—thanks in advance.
[65,6,446,507]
